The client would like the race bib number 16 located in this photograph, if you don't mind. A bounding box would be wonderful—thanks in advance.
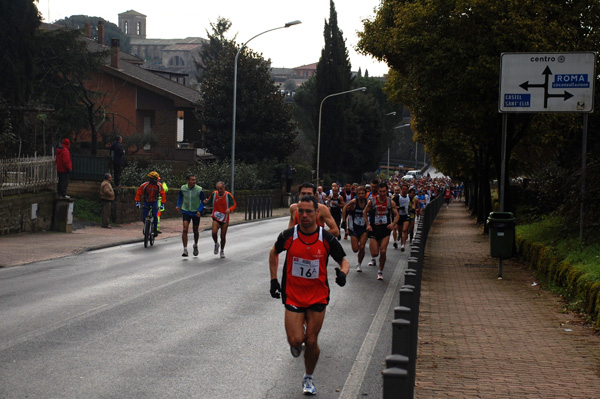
[292,257,320,279]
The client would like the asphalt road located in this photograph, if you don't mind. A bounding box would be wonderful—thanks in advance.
[0,216,409,399]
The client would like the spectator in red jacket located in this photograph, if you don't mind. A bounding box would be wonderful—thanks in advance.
[56,139,72,199]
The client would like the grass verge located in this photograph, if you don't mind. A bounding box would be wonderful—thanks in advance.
[516,214,600,327]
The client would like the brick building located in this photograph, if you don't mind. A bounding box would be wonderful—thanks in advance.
[82,22,203,161]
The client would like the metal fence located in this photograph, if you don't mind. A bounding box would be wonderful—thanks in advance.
[383,192,444,398]
[244,195,273,220]
[0,155,57,198]
[71,154,110,181]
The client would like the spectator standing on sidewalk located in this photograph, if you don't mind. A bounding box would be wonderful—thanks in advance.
[109,135,125,187]
[100,173,115,228]
[56,139,72,199]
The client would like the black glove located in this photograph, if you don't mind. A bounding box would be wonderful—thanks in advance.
[270,279,281,298]
[335,268,346,287]
[340,221,347,230]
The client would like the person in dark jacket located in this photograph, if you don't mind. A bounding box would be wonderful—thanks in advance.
[56,139,72,199]
[109,135,125,187]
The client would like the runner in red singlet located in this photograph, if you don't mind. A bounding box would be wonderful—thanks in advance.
[363,182,400,280]
[204,181,236,258]
[270,195,349,396]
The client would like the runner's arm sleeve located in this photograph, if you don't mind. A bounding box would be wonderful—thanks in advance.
[205,191,215,206]
[134,184,144,202]
[176,191,183,208]
[273,232,286,254]
[227,193,237,212]
[197,190,206,213]
[274,228,295,254]
[324,231,347,263]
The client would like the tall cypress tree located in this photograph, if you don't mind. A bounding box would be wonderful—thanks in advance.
[315,0,353,177]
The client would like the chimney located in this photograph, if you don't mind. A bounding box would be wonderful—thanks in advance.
[98,20,105,45]
[84,22,91,38]
[111,39,120,69]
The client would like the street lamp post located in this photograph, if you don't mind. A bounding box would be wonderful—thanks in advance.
[415,142,418,170]
[231,20,301,195]
[393,123,410,175]
[384,112,396,178]
[316,87,367,185]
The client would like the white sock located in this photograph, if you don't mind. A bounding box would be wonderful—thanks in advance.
[304,373,313,379]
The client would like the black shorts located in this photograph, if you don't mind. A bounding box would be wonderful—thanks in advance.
[369,224,392,241]
[398,215,409,224]
[350,225,368,238]
[182,213,200,227]
[212,218,227,226]
[285,303,327,313]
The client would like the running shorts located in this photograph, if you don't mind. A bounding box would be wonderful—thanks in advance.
[369,224,392,241]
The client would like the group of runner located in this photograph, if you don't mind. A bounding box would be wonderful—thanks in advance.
[271,176,452,395]
[135,172,237,258]
[137,170,452,396]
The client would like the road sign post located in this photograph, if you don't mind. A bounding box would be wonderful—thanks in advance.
[499,52,596,246]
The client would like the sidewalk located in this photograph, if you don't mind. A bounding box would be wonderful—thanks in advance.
[0,208,290,268]
[416,201,600,398]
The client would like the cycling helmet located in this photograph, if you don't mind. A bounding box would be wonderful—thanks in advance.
[147,171,160,180]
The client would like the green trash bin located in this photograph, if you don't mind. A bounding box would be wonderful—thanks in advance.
[487,212,515,259]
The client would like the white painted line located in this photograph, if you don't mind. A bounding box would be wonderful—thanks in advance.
[338,257,406,398]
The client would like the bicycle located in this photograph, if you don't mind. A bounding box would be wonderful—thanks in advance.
[143,204,156,248]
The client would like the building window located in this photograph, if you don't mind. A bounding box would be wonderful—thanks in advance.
[124,21,129,35]
[169,56,185,66]
[137,22,142,36]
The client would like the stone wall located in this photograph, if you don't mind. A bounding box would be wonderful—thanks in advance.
[0,192,57,235]
[0,182,288,235]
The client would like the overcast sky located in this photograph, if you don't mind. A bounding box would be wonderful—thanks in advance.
[36,0,389,77]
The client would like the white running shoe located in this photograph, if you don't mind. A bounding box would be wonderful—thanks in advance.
[377,271,383,280]
[220,250,225,258]
[368,259,377,267]
[182,248,188,257]
[302,376,316,395]
[214,242,219,255]
[356,264,362,272]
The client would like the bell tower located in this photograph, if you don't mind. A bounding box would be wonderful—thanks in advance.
[118,10,147,39]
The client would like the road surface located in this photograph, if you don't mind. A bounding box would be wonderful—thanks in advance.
[0,216,410,398]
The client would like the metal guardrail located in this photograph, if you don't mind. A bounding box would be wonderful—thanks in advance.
[71,154,110,181]
[0,155,57,198]
[383,193,444,398]
[244,195,273,221]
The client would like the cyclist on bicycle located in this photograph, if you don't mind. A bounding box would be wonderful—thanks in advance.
[135,171,166,237]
